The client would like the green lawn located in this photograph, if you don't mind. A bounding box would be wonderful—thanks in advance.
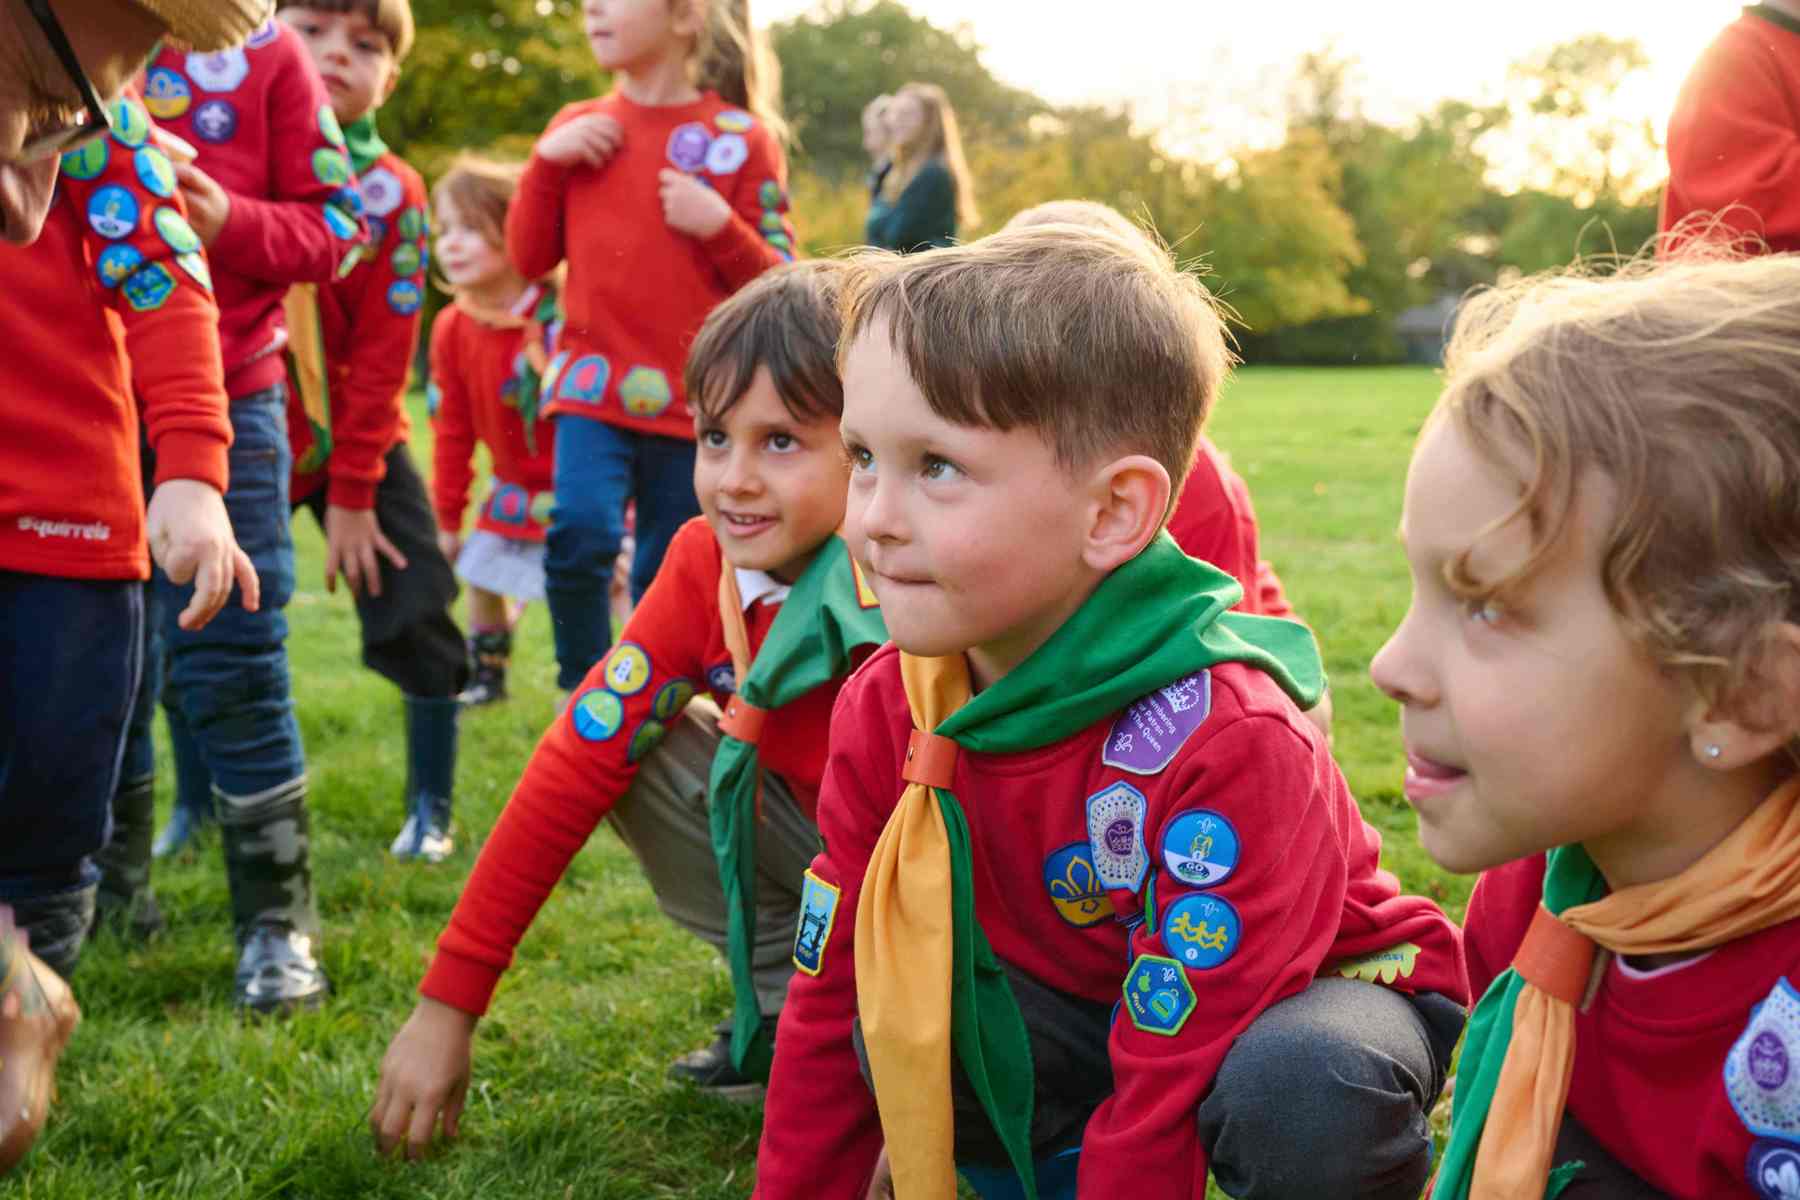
[7,364,1462,1199]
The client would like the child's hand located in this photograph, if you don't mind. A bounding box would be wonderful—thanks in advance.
[657,169,731,240]
[146,478,260,630]
[535,113,623,168]
[324,504,408,598]
[369,997,478,1160]
[173,162,231,246]
[436,529,462,565]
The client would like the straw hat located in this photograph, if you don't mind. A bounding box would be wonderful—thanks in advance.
[129,0,274,51]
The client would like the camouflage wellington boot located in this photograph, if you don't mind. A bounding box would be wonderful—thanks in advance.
[92,774,166,940]
[217,778,329,1014]
[6,883,96,983]
[457,630,511,707]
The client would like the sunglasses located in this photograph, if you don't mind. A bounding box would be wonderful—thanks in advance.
[12,0,116,164]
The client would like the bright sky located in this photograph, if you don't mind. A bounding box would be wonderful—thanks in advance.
[763,0,1746,160]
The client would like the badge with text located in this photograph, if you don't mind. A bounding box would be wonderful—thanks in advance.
[793,869,840,976]
[1159,808,1239,889]
[1727,979,1800,1142]
[1102,670,1212,775]
[1085,781,1148,892]
[1122,953,1195,1037]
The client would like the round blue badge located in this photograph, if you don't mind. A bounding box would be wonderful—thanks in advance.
[386,279,422,315]
[331,185,365,219]
[143,66,191,121]
[1748,1138,1800,1200]
[86,185,139,239]
[121,262,176,312]
[191,98,239,144]
[365,216,389,245]
[175,251,212,292]
[152,207,201,254]
[1160,809,1240,890]
[1161,893,1242,970]
[109,98,149,147]
[323,202,360,241]
[134,146,176,198]
[59,137,108,180]
[1042,841,1113,928]
[95,243,145,289]
[570,688,624,742]
[706,662,736,695]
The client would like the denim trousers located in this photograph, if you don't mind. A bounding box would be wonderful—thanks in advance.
[543,413,699,689]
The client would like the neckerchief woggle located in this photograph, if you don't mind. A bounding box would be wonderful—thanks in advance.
[284,114,388,473]
[452,284,563,455]
[708,535,887,1080]
[1433,776,1800,1200]
[856,531,1325,1200]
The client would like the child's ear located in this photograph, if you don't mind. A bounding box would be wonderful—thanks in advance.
[1081,453,1170,574]
[1688,621,1800,769]
[383,65,400,101]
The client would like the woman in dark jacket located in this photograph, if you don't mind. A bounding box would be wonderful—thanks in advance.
[865,82,979,252]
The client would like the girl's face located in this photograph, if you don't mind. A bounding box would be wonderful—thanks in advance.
[433,197,510,293]
[1369,420,1702,881]
[581,0,696,74]
[884,93,926,151]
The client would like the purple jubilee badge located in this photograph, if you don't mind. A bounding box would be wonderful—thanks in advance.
[1103,670,1212,775]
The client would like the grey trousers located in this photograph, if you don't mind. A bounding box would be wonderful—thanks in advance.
[605,700,821,1017]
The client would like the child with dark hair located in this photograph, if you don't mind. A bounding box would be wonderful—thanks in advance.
[370,260,887,1157]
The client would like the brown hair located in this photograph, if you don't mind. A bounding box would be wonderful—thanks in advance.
[430,154,521,251]
[275,0,414,62]
[839,223,1232,498]
[1437,249,1800,718]
[686,259,849,424]
[686,0,789,149]
[881,82,979,229]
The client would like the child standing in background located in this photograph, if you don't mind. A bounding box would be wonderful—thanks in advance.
[428,156,561,707]
[508,0,799,697]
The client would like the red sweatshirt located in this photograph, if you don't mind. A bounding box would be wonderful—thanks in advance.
[1661,6,1800,253]
[508,91,796,441]
[1466,856,1800,1199]
[287,149,428,509]
[428,293,559,542]
[0,93,230,581]
[757,646,1468,1199]
[145,22,368,396]
[420,517,859,1015]
[1166,436,1296,621]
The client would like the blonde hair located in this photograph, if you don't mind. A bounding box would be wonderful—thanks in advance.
[839,223,1231,500]
[881,82,979,229]
[1004,199,1158,246]
[687,0,789,149]
[275,0,415,62]
[1437,248,1800,721]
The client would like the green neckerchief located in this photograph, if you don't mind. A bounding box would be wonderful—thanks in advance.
[343,112,388,176]
[708,536,887,1080]
[512,286,562,457]
[1432,846,1608,1200]
[929,530,1325,1194]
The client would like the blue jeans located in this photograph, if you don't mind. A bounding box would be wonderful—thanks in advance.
[544,414,699,688]
[154,384,305,797]
[0,572,142,897]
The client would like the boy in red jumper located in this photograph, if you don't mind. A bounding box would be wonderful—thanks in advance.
[756,227,1467,1200]
[141,15,367,1010]
[369,261,885,1156]
[274,0,469,861]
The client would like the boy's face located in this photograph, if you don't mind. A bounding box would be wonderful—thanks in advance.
[839,323,1101,689]
[433,197,508,293]
[694,366,848,584]
[1369,420,1696,877]
[280,7,395,126]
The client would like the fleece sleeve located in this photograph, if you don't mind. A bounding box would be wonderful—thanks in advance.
[507,104,582,281]
[697,121,797,292]
[427,314,478,534]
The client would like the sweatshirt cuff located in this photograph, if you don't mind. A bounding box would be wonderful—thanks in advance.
[151,429,231,494]
[418,947,503,1018]
[325,478,379,511]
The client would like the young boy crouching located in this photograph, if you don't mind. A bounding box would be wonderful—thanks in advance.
[755,225,1469,1200]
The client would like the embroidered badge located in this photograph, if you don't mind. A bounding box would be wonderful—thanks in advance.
[109,98,149,147]
[366,215,388,245]
[191,98,238,143]
[390,242,421,277]
[133,147,176,199]
[86,185,138,239]
[652,679,696,721]
[570,688,624,742]
[706,662,737,695]
[1043,842,1115,928]
[1162,893,1241,970]
[666,122,711,172]
[1726,980,1800,1142]
[152,207,200,255]
[703,132,749,175]
[759,210,786,234]
[96,244,144,289]
[714,108,755,133]
[323,203,360,242]
[601,643,652,696]
[331,185,365,219]
[1159,808,1239,889]
[1331,942,1421,985]
[530,491,555,527]
[185,48,249,93]
[386,279,422,315]
[758,179,782,209]
[360,166,404,217]
[318,104,346,147]
[425,381,442,418]
[538,350,569,400]
[247,18,281,48]
[143,66,190,120]
[618,366,673,418]
[487,483,528,524]
[60,137,108,181]
[396,207,425,241]
[557,354,610,405]
[1123,953,1196,1036]
[312,148,351,187]
[1085,781,1149,892]
[121,262,176,313]
[626,718,667,764]
[1101,670,1212,776]
[1747,1138,1800,1200]
[793,869,840,976]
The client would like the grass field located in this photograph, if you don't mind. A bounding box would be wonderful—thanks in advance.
[6,364,1464,1199]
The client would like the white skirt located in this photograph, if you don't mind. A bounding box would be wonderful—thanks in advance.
[456,529,547,601]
